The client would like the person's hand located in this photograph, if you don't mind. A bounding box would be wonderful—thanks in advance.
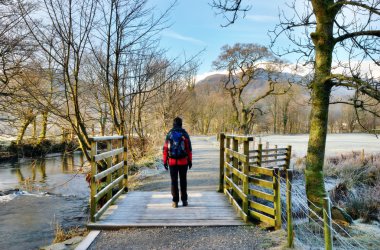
[164,163,168,170]
[188,161,192,170]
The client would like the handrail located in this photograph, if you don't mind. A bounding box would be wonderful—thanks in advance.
[89,135,124,142]
[90,135,127,222]
[94,147,124,162]
[219,132,292,230]
[224,134,254,141]
[94,161,124,181]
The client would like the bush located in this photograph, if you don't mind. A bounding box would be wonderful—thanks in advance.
[344,184,380,222]
[324,153,380,222]
[7,140,79,158]
[324,152,380,187]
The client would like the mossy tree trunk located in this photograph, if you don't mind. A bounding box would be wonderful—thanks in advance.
[16,110,36,145]
[305,0,335,213]
[37,111,48,144]
[16,118,33,145]
[32,116,37,141]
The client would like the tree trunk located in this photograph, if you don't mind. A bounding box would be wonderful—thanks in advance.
[32,116,37,141]
[240,109,250,135]
[306,0,335,214]
[305,84,331,213]
[37,111,48,144]
[273,97,277,134]
[16,116,35,145]
[283,114,288,134]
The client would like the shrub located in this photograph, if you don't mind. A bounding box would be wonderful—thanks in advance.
[344,184,380,223]
[324,152,380,187]
[324,153,380,222]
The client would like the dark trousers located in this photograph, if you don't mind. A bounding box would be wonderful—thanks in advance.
[169,165,188,203]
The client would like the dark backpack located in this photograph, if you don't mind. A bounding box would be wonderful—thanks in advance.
[168,130,187,159]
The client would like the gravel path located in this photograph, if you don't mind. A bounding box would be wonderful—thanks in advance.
[89,226,285,250]
[88,136,286,249]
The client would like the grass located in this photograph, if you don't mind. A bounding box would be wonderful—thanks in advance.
[324,152,380,187]
[53,223,88,243]
[293,152,380,223]
[324,152,380,222]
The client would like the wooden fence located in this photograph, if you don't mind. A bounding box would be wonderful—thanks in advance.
[218,133,292,230]
[89,135,128,222]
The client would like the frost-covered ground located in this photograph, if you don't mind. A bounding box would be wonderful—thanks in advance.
[261,134,380,157]
[259,133,379,157]
[207,133,379,157]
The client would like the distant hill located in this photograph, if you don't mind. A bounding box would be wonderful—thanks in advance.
[196,71,354,98]
[195,70,303,96]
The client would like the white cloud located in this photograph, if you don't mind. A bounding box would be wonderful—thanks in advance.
[162,30,206,45]
[246,14,277,22]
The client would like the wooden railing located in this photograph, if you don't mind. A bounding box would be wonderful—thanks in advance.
[89,135,127,222]
[218,133,292,230]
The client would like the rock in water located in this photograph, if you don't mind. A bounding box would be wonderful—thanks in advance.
[332,206,353,226]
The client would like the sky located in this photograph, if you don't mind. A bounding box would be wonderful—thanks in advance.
[151,0,288,81]
[151,1,380,82]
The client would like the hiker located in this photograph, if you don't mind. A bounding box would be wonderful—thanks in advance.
[163,117,192,208]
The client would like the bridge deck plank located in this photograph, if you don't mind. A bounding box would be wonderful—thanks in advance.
[87,191,245,229]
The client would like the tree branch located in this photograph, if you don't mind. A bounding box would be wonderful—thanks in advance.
[331,1,380,16]
[210,0,251,27]
[334,30,380,44]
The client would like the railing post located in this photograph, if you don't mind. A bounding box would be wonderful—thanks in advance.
[90,140,97,222]
[218,133,225,193]
[286,169,294,248]
[123,136,128,191]
[323,197,333,250]
[274,167,281,229]
[257,144,263,167]
[274,145,278,160]
[286,145,292,170]
[225,137,231,192]
[106,140,112,201]
[118,138,123,191]
[242,139,249,218]
[232,138,239,199]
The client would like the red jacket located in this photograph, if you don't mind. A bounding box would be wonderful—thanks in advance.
[163,128,192,166]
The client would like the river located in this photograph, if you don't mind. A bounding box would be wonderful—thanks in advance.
[0,153,89,250]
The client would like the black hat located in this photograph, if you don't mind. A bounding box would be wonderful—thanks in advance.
[173,117,182,128]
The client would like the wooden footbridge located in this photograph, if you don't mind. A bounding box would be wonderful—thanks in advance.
[87,134,293,232]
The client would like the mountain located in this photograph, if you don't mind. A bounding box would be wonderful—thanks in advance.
[196,71,354,98]
[195,70,303,95]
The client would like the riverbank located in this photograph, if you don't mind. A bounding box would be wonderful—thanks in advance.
[0,139,79,162]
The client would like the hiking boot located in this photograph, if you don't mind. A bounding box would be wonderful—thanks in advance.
[183,201,188,207]
[172,202,178,208]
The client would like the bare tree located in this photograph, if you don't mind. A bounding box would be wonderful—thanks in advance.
[0,0,35,96]
[213,43,290,134]
[90,0,175,136]
[19,0,98,160]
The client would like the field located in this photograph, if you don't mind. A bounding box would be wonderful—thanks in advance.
[259,133,379,157]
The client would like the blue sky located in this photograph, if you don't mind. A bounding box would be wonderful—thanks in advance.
[152,0,288,80]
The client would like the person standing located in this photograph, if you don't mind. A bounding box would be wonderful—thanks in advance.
[163,117,192,208]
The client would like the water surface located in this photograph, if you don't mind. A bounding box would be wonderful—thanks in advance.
[0,153,89,250]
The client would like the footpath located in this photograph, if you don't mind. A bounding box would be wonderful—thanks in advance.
[86,136,286,250]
